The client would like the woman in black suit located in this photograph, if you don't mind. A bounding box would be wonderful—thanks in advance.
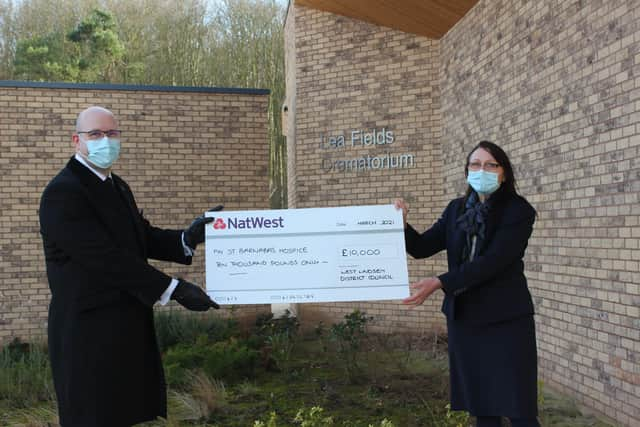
[396,141,539,427]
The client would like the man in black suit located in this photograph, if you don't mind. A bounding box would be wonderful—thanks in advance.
[39,106,220,427]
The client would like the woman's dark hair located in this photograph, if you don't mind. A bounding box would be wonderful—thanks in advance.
[464,140,517,199]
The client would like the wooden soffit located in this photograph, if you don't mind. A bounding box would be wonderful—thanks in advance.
[294,0,479,39]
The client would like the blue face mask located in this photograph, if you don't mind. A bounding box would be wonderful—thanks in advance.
[467,170,501,195]
[85,137,120,169]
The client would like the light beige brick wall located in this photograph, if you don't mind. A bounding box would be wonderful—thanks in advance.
[284,4,297,209]
[441,1,639,425]
[0,83,272,344]
[287,1,640,425]
[286,5,447,334]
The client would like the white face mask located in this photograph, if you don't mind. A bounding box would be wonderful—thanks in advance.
[85,137,121,168]
[467,170,500,195]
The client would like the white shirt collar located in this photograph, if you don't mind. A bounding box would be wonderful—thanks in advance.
[74,153,112,182]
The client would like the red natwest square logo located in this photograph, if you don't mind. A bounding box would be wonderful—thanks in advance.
[213,218,226,230]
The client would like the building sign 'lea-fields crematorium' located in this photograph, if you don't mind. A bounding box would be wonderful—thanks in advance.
[320,127,415,173]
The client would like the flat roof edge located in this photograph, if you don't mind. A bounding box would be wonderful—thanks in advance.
[0,80,270,95]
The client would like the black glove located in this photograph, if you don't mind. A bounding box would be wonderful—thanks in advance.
[183,205,224,250]
[171,279,219,311]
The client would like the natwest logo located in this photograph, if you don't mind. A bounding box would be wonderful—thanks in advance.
[210,216,285,230]
[213,218,226,230]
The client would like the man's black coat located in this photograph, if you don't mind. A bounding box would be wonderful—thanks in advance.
[39,157,192,427]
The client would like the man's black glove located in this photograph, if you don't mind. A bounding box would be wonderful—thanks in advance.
[171,279,219,311]
[183,205,224,250]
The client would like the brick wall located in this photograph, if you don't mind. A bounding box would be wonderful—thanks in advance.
[0,82,272,343]
[285,5,447,334]
[284,3,298,209]
[287,0,640,425]
[441,0,639,425]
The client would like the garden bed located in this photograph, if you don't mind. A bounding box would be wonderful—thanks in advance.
[0,311,615,427]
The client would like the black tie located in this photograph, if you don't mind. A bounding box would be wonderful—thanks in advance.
[104,176,117,192]
[103,176,143,253]
[104,177,121,201]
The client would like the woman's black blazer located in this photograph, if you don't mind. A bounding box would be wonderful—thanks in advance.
[404,190,536,324]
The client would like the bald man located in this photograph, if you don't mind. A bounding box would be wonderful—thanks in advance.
[39,106,220,426]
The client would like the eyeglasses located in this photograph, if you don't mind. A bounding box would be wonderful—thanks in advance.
[78,129,122,140]
[468,161,501,172]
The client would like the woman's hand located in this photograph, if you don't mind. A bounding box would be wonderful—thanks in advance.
[394,198,408,228]
[402,277,443,307]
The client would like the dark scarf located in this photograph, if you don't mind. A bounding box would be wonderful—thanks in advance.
[456,191,491,262]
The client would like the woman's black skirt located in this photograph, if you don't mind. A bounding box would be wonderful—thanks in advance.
[447,315,538,418]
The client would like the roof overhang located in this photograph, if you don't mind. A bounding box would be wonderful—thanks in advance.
[294,0,479,39]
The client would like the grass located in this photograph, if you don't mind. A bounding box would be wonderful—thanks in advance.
[0,339,55,407]
[154,310,240,353]
[0,313,618,427]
